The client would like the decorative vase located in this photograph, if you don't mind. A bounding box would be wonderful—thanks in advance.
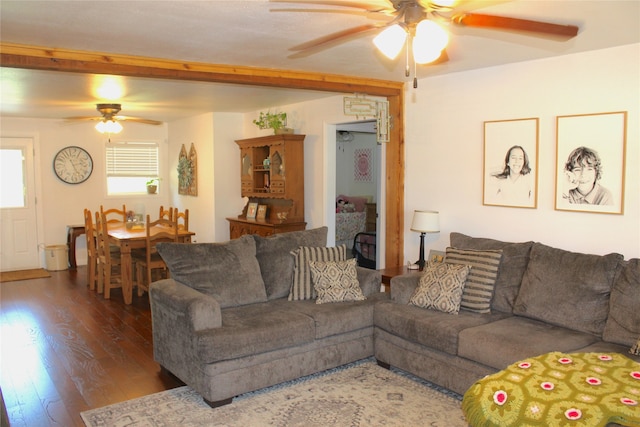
[146,185,157,194]
[274,127,294,135]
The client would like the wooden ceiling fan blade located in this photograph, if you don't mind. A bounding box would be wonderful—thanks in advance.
[115,116,163,125]
[289,23,382,52]
[64,116,103,122]
[452,13,579,38]
[269,0,393,13]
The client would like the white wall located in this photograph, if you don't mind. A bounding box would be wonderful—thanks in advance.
[404,44,640,262]
[336,132,379,201]
[0,117,170,266]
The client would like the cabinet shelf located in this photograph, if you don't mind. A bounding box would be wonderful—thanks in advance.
[231,134,306,239]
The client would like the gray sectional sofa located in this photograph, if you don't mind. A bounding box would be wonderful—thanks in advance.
[150,228,640,409]
[150,227,386,406]
[375,232,640,396]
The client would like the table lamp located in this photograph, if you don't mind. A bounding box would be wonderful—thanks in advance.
[410,210,440,271]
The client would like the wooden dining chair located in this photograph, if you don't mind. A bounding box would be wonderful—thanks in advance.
[100,204,127,224]
[83,209,98,291]
[159,206,173,221]
[174,208,189,231]
[134,215,178,297]
[95,211,122,299]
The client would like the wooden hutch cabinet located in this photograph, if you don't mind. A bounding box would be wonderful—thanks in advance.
[227,134,306,239]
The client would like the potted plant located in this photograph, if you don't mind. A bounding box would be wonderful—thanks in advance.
[253,111,293,134]
[146,178,159,194]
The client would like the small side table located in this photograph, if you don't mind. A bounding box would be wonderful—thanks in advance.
[378,265,422,292]
[66,225,85,269]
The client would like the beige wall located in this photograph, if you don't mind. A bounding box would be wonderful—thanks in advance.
[2,44,637,269]
[404,44,640,261]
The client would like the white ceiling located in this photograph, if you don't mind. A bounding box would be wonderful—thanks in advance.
[1,0,638,123]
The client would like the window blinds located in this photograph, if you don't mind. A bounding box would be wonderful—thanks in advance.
[106,142,158,177]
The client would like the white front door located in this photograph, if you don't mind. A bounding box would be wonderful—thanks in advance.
[0,137,40,271]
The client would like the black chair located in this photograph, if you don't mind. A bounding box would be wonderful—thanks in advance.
[352,232,376,269]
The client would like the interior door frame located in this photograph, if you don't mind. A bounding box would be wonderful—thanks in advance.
[0,43,406,268]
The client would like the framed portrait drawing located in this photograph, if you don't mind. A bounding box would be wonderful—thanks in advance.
[555,111,627,215]
[483,118,539,208]
[246,202,258,219]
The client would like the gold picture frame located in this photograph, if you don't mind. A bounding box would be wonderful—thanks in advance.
[256,204,268,220]
[247,202,258,219]
[555,111,627,215]
[483,118,539,209]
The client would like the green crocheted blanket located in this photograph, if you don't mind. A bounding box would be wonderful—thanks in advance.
[462,351,640,426]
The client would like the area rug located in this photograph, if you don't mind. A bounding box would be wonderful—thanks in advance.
[81,360,467,426]
[0,268,50,282]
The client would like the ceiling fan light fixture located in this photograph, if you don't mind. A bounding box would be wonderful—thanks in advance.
[373,24,407,60]
[95,119,123,134]
[414,20,449,52]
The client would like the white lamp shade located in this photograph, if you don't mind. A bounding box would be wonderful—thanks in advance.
[95,120,123,134]
[373,24,407,60]
[413,20,448,64]
[411,210,440,233]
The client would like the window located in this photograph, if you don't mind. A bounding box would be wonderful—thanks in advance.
[106,142,159,195]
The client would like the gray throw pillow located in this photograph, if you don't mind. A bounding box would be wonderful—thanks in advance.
[156,235,267,308]
[445,247,503,314]
[253,226,328,299]
[513,242,623,336]
[409,262,471,315]
[309,258,366,304]
[450,232,533,313]
[603,258,640,347]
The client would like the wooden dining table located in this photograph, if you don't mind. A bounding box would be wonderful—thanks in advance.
[107,222,195,304]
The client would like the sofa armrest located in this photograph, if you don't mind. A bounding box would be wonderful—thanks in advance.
[356,266,382,296]
[390,274,420,304]
[150,279,222,331]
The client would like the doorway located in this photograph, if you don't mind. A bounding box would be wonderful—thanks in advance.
[334,120,382,269]
[0,137,40,271]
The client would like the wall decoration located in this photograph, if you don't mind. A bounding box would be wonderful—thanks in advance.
[354,148,372,182]
[483,118,539,209]
[178,143,197,196]
[247,202,258,219]
[428,249,445,263]
[555,111,627,214]
[256,204,268,220]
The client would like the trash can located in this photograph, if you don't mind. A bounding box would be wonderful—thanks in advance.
[42,244,69,271]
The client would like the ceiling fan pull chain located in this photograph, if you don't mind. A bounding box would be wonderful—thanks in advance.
[405,37,410,78]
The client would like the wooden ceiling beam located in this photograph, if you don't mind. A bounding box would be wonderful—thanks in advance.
[0,43,404,97]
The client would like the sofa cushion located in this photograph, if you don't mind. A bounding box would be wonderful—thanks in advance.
[450,232,533,313]
[272,298,377,340]
[157,235,267,308]
[289,245,347,301]
[445,247,503,314]
[458,316,600,370]
[409,262,470,315]
[603,258,640,347]
[513,243,623,336]
[375,300,509,356]
[197,301,315,363]
[309,258,366,304]
[253,226,328,300]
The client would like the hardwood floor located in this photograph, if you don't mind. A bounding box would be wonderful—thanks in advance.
[0,267,184,426]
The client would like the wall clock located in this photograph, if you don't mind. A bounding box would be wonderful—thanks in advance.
[53,146,93,184]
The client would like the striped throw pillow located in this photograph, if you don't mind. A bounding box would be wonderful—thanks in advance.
[445,247,503,314]
[288,245,347,301]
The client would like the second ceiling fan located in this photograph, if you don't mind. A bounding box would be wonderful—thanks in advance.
[271,0,579,86]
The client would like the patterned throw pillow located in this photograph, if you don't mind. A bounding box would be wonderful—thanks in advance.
[445,247,503,314]
[409,262,471,314]
[309,258,366,304]
[288,245,347,301]
[631,338,640,356]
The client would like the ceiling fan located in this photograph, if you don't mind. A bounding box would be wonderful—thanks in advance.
[65,103,163,134]
[271,0,579,86]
